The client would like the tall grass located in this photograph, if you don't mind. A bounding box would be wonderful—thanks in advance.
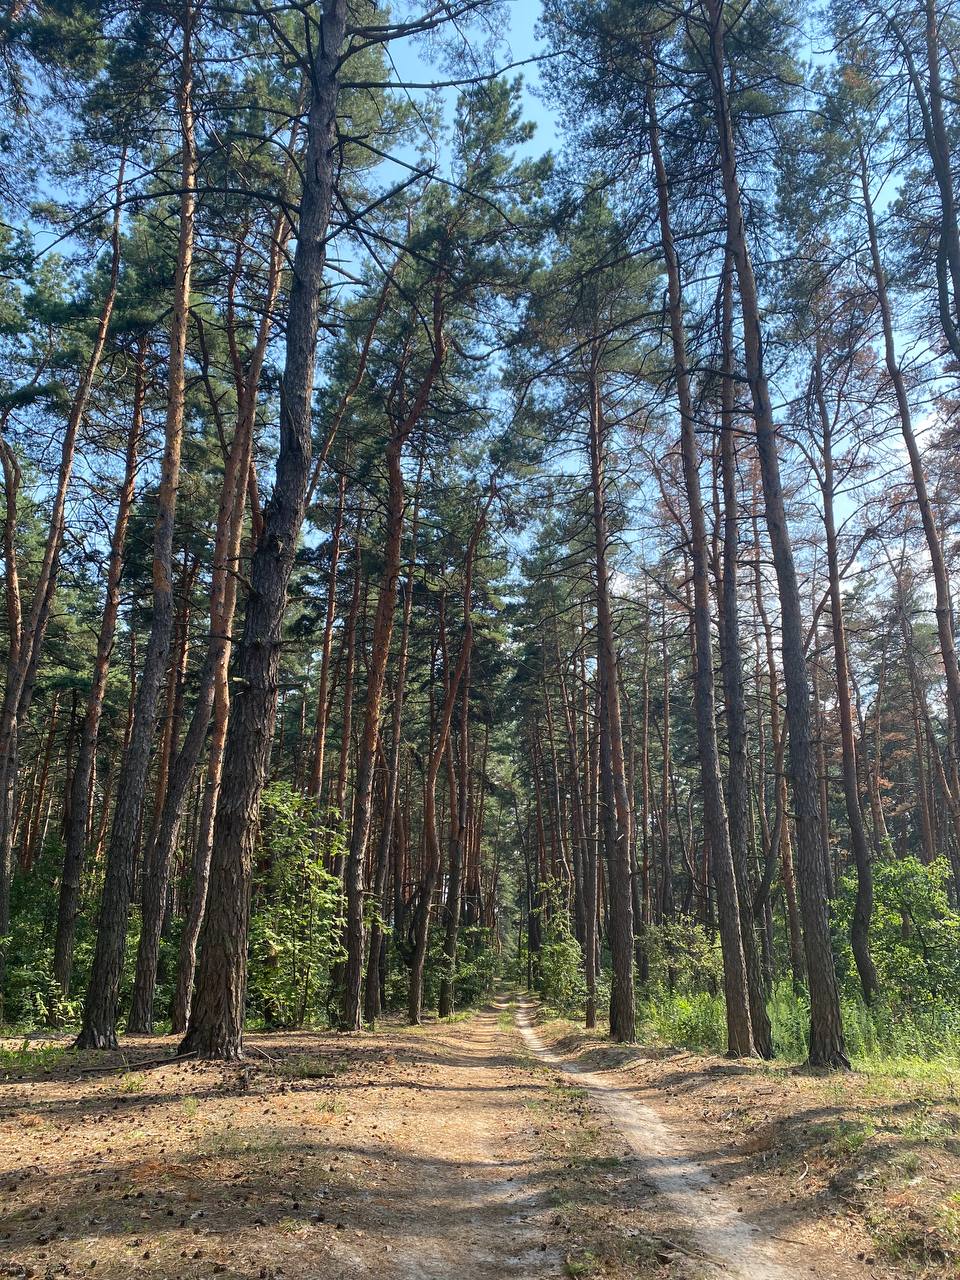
[637,981,960,1069]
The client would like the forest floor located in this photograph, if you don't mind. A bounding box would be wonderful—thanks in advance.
[0,993,957,1280]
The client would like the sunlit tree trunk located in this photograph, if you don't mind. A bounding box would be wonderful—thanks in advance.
[706,0,847,1066]
[180,0,349,1060]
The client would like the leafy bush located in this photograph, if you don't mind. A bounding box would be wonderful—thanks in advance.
[538,924,586,1014]
[247,783,344,1028]
[835,857,960,1009]
[2,836,85,1027]
[637,920,724,998]
[533,884,589,1015]
[419,922,501,1014]
[451,924,500,1007]
[637,990,727,1052]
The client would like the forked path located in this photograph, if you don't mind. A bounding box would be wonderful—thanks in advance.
[1,996,872,1280]
[517,997,801,1280]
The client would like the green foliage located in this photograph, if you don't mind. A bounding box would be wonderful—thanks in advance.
[247,784,345,1029]
[536,886,588,1015]
[637,920,724,997]
[420,923,501,1014]
[449,925,501,1009]
[2,837,83,1027]
[0,1041,69,1074]
[635,971,960,1067]
[836,858,960,1008]
[633,923,728,1052]
[637,991,727,1054]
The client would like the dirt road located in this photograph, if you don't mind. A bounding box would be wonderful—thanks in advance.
[0,996,899,1280]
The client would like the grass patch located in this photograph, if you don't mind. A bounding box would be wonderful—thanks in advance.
[0,1040,69,1074]
[564,1252,599,1277]
[631,984,960,1076]
[823,1119,876,1158]
[313,1093,345,1116]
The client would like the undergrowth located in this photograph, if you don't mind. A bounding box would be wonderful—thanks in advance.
[636,982,960,1074]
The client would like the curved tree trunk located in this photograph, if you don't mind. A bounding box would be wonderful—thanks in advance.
[180,0,349,1060]
[53,338,144,996]
[858,135,960,771]
[128,198,289,1033]
[342,299,444,1031]
[0,155,125,1000]
[647,83,754,1056]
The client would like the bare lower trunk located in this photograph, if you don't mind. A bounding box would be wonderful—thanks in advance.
[438,672,470,1018]
[813,347,878,1003]
[364,478,422,1024]
[180,1,348,1059]
[706,0,847,1066]
[408,497,490,1025]
[53,346,144,994]
[587,364,634,1043]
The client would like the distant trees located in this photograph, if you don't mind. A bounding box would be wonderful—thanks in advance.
[2,0,960,1071]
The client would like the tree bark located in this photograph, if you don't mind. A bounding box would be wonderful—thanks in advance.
[646,82,754,1055]
[53,340,145,994]
[705,0,847,1066]
[180,0,348,1059]
[129,195,290,1033]
[76,13,196,1048]
[812,343,879,1003]
[0,153,125,998]
[587,361,635,1043]
[363,474,421,1024]
[408,495,491,1024]
[341,296,445,1030]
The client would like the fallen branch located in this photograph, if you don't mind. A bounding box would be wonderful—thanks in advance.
[74,1051,198,1077]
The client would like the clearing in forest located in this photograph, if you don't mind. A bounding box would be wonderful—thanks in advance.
[2,995,956,1280]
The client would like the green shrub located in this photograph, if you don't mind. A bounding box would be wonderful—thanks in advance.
[3,836,89,1027]
[637,978,960,1066]
[834,856,960,1009]
[637,990,727,1053]
[637,920,724,997]
[247,783,345,1028]
[538,921,586,1014]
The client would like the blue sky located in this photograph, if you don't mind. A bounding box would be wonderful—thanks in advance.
[388,0,559,159]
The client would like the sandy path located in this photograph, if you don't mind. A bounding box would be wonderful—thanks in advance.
[0,1002,565,1280]
[2,996,886,1280]
[517,996,802,1280]
[363,1002,563,1278]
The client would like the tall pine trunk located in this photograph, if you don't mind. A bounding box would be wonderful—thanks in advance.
[705,0,847,1067]
[646,81,754,1055]
[180,0,349,1059]
[812,343,878,1003]
[76,14,196,1048]
[587,361,635,1043]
